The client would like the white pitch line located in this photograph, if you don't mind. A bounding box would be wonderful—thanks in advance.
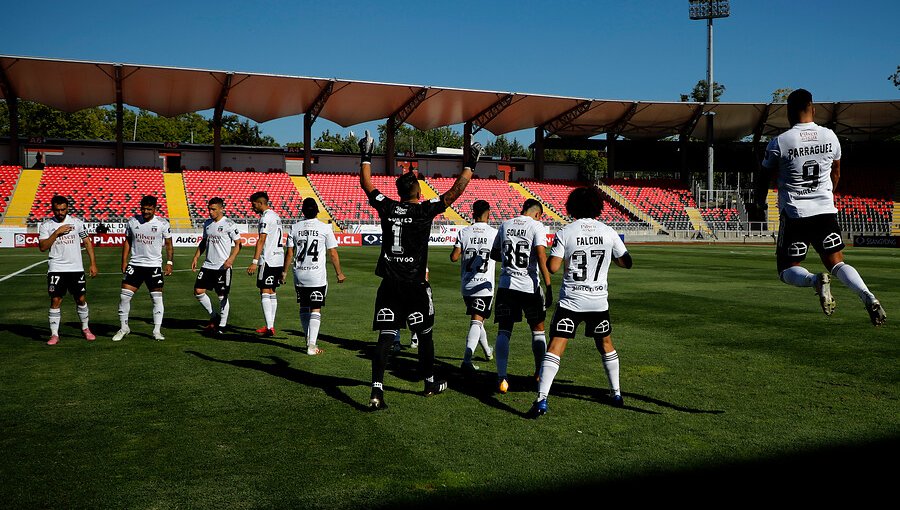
[0,259,48,283]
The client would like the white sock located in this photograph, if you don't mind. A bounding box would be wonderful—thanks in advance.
[307,312,321,350]
[218,295,230,327]
[464,320,482,363]
[478,322,492,357]
[195,293,214,317]
[537,352,561,401]
[150,291,164,331]
[49,308,61,336]
[76,304,89,329]
[299,307,310,335]
[496,330,511,379]
[118,289,134,329]
[780,266,816,287]
[831,262,874,302]
[532,331,547,376]
[602,350,621,396]
[261,294,277,329]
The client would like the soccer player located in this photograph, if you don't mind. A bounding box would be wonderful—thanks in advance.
[191,197,242,335]
[38,195,99,345]
[757,89,886,326]
[247,191,284,337]
[113,195,173,341]
[284,197,346,355]
[450,200,497,371]
[359,129,482,410]
[490,198,553,394]
[528,187,632,417]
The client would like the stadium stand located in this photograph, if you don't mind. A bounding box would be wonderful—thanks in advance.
[833,169,894,232]
[519,178,636,225]
[29,166,168,221]
[182,170,303,221]
[427,177,540,223]
[603,178,696,230]
[0,165,22,216]
[699,207,740,226]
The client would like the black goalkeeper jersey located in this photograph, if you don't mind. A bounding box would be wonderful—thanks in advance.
[367,188,446,284]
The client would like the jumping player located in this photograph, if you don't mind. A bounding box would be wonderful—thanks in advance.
[38,195,99,345]
[450,199,497,371]
[528,187,632,417]
[359,129,482,410]
[113,195,173,341]
[191,197,242,335]
[284,197,346,355]
[247,191,284,337]
[490,199,553,394]
[757,88,886,326]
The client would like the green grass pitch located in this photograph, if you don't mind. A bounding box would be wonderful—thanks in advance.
[0,244,897,508]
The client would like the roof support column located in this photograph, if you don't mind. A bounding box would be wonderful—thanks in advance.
[533,127,545,181]
[385,117,396,176]
[213,73,233,171]
[304,81,334,174]
[0,64,19,166]
[463,121,473,172]
[114,65,124,168]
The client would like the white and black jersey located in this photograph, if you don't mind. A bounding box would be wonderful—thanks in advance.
[257,209,284,268]
[287,218,338,287]
[367,188,446,284]
[493,215,547,293]
[125,215,172,267]
[762,121,841,219]
[454,222,498,297]
[550,218,627,312]
[201,216,241,270]
[39,215,88,272]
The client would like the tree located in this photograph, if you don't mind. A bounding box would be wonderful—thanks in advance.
[680,80,725,102]
[314,129,359,153]
[374,124,464,155]
[890,65,900,89]
[483,134,528,159]
[771,88,794,103]
[545,149,607,182]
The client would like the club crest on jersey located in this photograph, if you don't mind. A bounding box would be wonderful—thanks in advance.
[556,318,576,334]
[310,291,324,302]
[376,308,395,322]
[151,226,158,232]
[408,312,424,325]
[594,320,610,335]
[217,226,224,232]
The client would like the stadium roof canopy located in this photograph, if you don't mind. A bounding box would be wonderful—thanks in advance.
[2,54,899,142]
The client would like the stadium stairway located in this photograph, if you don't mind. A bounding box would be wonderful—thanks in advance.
[893,179,900,236]
[685,207,713,237]
[3,169,42,226]
[291,176,340,232]
[596,182,663,232]
[766,188,779,232]
[163,174,193,229]
[510,182,566,224]
[420,179,469,225]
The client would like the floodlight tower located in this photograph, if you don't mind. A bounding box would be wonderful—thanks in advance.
[689,0,729,194]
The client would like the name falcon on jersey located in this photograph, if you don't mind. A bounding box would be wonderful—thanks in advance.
[786,143,833,159]
[576,236,604,246]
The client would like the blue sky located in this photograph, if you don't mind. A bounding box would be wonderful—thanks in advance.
[5,0,899,146]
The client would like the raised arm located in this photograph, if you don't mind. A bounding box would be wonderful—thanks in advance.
[441,142,484,208]
[358,130,376,195]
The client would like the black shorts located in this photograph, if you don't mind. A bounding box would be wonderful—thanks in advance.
[550,307,612,339]
[47,272,86,298]
[123,264,164,290]
[776,213,845,272]
[463,295,494,319]
[372,279,435,333]
[494,287,546,325]
[295,285,327,308]
[195,267,232,295]
[256,264,284,290]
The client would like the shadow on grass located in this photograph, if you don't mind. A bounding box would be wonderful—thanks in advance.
[185,350,370,411]
[383,435,899,508]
